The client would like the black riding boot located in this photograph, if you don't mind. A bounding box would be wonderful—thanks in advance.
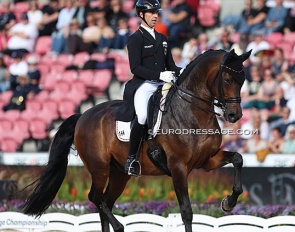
[125,118,144,176]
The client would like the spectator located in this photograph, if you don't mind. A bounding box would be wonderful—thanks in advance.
[6,51,29,91]
[276,71,295,101]
[73,0,93,30]
[222,133,245,153]
[38,0,60,37]
[65,18,88,55]
[113,18,131,50]
[264,0,288,34]
[282,124,295,154]
[241,108,270,140]
[171,47,187,68]
[267,127,285,153]
[221,0,257,34]
[271,106,295,136]
[154,13,168,37]
[96,17,115,54]
[247,0,269,35]
[196,33,212,54]
[283,3,295,33]
[246,30,270,64]
[160,0,172,27]
[105,0,129,31]
[0,53,8,93]
[166,0,192,48]
[230,33,249,55]
[91,0,111,20]
[269,86,288,116]
[244,130,268,153]
[0,1,16,32]
[255,68,279,110]
[2,74,35,112]
[27,56,41,93]
[272,47,289,77]
[213,28,234,51]
[242,64,262,108]
[82,12,101,53]
[6,13,38,54]
[27,0,43,28]
[51,0,76,54]
[256,49,273,77]
[181,36,198,65]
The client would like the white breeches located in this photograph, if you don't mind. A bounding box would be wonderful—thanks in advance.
[134,81,164,125]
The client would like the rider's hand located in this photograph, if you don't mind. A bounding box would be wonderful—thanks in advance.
[159,71,175,83]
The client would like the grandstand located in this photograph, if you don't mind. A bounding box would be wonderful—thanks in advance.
[0,0,294,154]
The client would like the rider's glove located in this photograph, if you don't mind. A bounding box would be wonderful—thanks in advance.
[159,71,175,83]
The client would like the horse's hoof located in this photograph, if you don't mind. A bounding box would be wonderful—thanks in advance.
[221,197,234,212]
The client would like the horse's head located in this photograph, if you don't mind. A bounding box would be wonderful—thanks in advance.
[213,49,251,123]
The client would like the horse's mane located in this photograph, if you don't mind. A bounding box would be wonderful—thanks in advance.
[177,49,226,85]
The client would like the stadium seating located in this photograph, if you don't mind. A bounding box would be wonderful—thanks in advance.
[35,36,52,55]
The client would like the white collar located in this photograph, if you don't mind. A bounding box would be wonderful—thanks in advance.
[141,24,155,39]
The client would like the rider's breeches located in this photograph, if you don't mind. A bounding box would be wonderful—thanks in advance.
[134,81,163,125]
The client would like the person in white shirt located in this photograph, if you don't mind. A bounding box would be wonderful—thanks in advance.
[7,13,38,53]
[28,0,43,27]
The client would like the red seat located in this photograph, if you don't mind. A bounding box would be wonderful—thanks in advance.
[72,52,90,67]
[58,99,76,119]
[91,69,112,91]
[37,64,50,78]
[0,91,13,104]
[265,32,283,47]
[78,70,94,87]
[3,55,14,67]
[34,90,50,102]
[4,110,21,122]
[13,2,29,21]
[65,87,87,106]
[14,119,30,140]
[283,32,295,46]
[42,72,60,91]
[54,54,74,67]
[122,0,134,13]
[39,54,56,66]
[90,52,107,62]
[0,138,19,152]
[51,63,66,74]
[29,119,48,140]
[20,109,37,122]
[35,36,52,55]
[42,99,59,120]
[198,6,217,27]
[115,62,132,82]
[25,99,42,112]
[58,70,78,84]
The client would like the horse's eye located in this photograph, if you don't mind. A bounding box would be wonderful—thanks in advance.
[224,78,231,84]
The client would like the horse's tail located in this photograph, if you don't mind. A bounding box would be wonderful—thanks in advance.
[22,113,82,217]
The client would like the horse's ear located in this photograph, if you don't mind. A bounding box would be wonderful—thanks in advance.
[240,49,252,61]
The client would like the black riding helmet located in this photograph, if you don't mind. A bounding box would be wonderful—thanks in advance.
[135,0,161,28]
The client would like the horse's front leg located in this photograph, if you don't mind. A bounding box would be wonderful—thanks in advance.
[171,165,192,232]
[203,149,243,212]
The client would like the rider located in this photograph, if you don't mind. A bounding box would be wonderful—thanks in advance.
[123,0,183,176]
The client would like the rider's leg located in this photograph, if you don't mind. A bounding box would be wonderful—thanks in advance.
[125,81,162,176]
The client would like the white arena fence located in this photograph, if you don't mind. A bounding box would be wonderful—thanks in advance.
[1,212,295,232]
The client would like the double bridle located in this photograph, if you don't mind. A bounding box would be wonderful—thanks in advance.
[173,53,243,117]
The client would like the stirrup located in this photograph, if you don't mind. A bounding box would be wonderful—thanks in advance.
[128,160,141,177]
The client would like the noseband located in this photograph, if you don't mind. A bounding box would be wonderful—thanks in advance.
[173,52,243,117]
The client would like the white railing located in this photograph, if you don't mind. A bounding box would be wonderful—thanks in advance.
[1,212,295,232]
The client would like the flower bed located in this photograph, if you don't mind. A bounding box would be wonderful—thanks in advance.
[1,199,295,218]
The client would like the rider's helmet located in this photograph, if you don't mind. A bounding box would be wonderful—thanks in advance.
[135,0,161,16]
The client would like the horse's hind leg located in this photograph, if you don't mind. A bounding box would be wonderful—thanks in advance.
[203,150,243,212]
[88,171,124,232]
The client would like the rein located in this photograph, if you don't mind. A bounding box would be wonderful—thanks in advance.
[173,52,242,117]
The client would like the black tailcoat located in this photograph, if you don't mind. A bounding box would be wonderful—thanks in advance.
[117,26,181,122]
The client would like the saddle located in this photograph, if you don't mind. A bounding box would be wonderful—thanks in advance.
[116,83,176,176]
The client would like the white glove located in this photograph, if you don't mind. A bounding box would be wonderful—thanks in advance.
[159,71,175,83]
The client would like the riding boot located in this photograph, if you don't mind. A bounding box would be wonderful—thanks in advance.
[125,118,145,176]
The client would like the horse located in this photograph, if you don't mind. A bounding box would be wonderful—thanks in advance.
[22,49,251,232]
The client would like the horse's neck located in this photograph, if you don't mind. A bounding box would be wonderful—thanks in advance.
[169,76,217,128]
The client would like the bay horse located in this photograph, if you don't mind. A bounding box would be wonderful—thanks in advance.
[22,49,251,232]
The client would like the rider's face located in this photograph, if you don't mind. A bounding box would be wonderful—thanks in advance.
[141,10,159,28]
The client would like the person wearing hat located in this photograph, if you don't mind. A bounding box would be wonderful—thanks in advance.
[6,13,38,53]
[27,56,41,93]
[117,0,183,176]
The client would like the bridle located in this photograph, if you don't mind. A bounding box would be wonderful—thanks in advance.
[173,53,243,117]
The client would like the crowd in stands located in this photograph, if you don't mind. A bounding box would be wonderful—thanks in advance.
[0,0,294,157]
